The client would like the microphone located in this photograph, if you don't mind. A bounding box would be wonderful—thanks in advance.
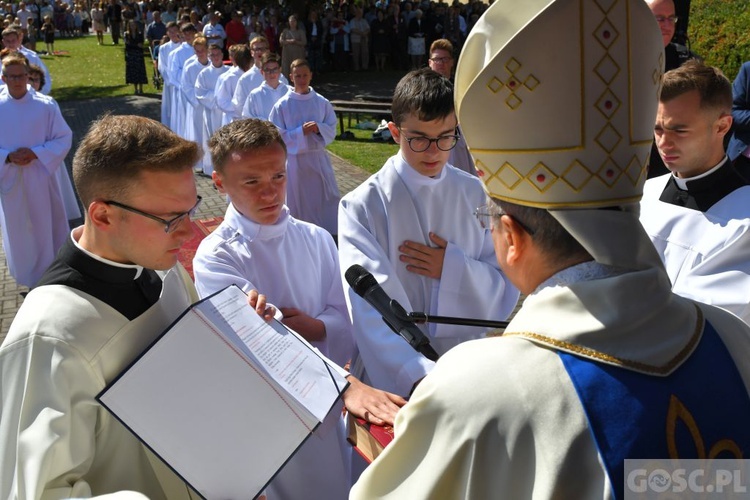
[345,264,439,362]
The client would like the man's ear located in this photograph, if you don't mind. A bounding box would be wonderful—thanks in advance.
[387,121,400,142]
[716,113,733,138]
[87,200,115,231]
[500,215,528,267]
[212,171,226,194]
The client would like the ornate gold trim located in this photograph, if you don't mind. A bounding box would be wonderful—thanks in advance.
[502,305,703,375]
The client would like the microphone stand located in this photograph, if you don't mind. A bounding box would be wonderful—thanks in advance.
[393,307,510,329]
[387,300,440,361]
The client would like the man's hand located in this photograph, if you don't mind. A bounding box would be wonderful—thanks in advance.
[280,307,326,342]
[399,232,447,279]
[302,121,319,135]
[247,289,276,321]
[343,376,407,426]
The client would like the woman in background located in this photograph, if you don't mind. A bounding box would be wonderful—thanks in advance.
[124,19,148,94]
[91,1,105,45]
[279,14,305,78]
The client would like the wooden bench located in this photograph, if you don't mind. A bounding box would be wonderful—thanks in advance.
[331,99,393,136]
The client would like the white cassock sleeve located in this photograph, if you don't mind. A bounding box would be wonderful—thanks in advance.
[29,99,72,177]
[195,69,215,109]
[157,42,173,86]
[214,71,236,117]
[180,63,198,108]
[241,90,255,118]
[231,74,251,119]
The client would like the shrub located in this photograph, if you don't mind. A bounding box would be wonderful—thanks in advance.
[689,0,750,80]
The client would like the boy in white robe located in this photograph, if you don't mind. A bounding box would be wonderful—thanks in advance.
[0,54,71,287]
[195,42,228,176]
[166,22,197,135]
[194,119,402,499]
[179,35,209,143]
[352,2,750,498]
[232,35,289,122]
[338,68,519,396]
[215,43,252,126]
[269,58,339,236]
[157,21,181,126]
[241,51,289,120]
[1,26,52,94]
[639,61,750,323]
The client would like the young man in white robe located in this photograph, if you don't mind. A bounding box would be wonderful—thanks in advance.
[0,114,407,500]
[193,119,404,499]
[215,43,252,126]
[1,26,52,94]
[269,58,339,236]
[338,67,519,397]
[157,21,181,127]
[195,42,228,176]
[640,60,750,324]
[166,22,197,136]
[241,51,289,120]
[232,35,288,122]
[0,54,71,287]
[179,35,209,143]
[351,1,750,497]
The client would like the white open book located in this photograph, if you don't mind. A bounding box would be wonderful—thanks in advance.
[97,285,349,499]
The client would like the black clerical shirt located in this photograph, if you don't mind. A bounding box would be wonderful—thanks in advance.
[658,158,750,213]
[36,235,163,320]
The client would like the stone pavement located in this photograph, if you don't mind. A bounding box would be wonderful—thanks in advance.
[0,95,370,342]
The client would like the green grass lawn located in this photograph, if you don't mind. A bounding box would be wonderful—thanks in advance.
[46,35,159,101]
[43,34,395,172]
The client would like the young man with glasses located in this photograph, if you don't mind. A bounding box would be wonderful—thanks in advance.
[241,51,289,120]
[0,53,71,288]
[338,68,519,397]
[1,25,51,93]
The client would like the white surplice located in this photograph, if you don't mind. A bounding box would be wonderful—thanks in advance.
[157,40,179,126]
[214,65,243,125]
[350,263,750,499]
[166,44,195,135]
[180,57,209,142]
[233,66,289,122]
[192,205,353,500]
[0,259,198,499]
[241,81,290,120]
[195,63,228,175]
[640,173,750,323]
[0,88,71,287]
[338,154,520,396]
[269,87,339,235]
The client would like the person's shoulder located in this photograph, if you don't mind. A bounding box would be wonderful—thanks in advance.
[342,157,394,201]
[642,173,671,200]
[288,216,337,245]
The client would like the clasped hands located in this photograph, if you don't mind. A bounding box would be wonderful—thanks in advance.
[8,148,37,166]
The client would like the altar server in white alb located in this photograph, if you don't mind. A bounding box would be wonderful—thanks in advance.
[215,43,252,126]
[158,21,181,127]
[270,58,339,236]
[640,61,750,324]
[241,52,289,120]
[195,42,228,176]
[352,1,750,498]
[233,35,288,122]
[1,25,52,94]
[0,54,71,287]
[194,119,405,500]
[167,22,197,136]
[338,67,518,397]
[179,35,209,143]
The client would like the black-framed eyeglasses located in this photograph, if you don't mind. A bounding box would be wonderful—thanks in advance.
[429,57,452,64]
[655,15,678,24]
[474,203,536,235]
[262,66,280,73]
[397,127,460,152]
[105,195,202,233]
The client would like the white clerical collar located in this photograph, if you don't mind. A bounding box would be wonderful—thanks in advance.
[226,202,290,241]
[71,230,145,279]
[531,261,626,296]
[394,152,447,188]
[290,87,315,99]
[672,156,728,190]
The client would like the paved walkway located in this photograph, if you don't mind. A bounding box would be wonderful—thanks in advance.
[0,95,370,341]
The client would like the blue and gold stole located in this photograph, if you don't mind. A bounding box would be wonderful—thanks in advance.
[558,319,750,499]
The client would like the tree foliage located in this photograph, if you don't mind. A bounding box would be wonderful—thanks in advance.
[689,0,750,80]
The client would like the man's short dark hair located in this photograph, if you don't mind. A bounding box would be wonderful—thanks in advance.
[209,119,287,174]
[391,67,454,126]
[660,60,732,113]
[73,115,201,208]
[496,200,591,265]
